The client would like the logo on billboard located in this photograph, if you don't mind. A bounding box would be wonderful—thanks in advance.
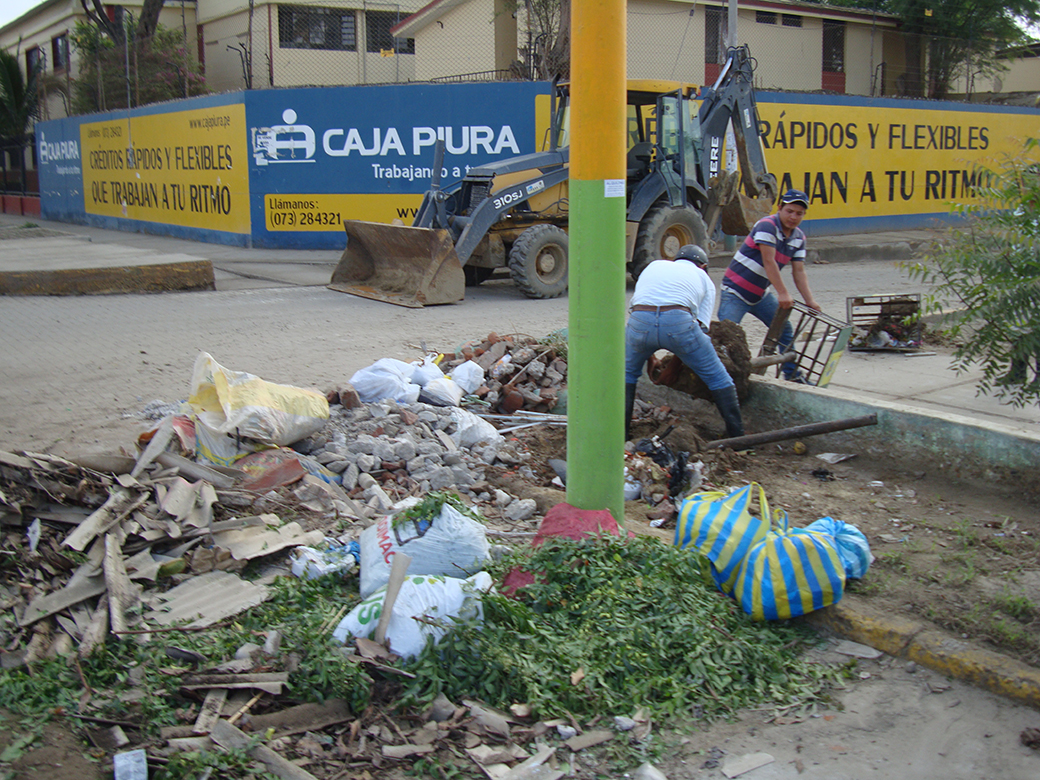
[38,131,80,165]
[251,109,316,166]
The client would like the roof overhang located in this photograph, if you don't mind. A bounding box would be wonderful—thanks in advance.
[391,0,469,38]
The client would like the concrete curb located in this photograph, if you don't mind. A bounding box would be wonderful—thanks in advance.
[0,260,215,295]
[742,376,1040,490]
[803,595,1040,708]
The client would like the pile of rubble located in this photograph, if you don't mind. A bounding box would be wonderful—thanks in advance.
[0,334,718,778]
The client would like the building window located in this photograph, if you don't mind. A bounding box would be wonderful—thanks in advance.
[823,20,845,72]
[366,10,414,54]
[278,5,357,51]
[51,34,69,71]
[782,15,802,28]
[26,47,42,76]
[755,11,777,24]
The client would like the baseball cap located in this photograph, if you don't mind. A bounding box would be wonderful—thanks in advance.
[780,189,809,207]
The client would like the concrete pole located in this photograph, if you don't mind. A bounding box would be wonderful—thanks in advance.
[566,0,627,524]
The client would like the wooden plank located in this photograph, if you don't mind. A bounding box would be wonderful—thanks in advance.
[193,688,228,735]
[20,572,106,626]
[156,451,241,489]
[563,730,614,751]
[103,533,137,634]
[131,415,174,478]
[501,747,565,780]
[78,601,109,658]
[64,487,147,552]
[210,719,320,780]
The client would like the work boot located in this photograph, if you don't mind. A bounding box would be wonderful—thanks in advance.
[624,383,638,441]
[711,385,744,439]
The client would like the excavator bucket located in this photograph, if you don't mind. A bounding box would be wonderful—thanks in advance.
[721,191,774,236]
[328,221,465,308]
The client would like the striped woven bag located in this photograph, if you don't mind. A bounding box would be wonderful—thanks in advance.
[733,516,846,621]
[673,483,774,595]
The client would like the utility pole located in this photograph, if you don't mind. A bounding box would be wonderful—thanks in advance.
[566,0,627,524]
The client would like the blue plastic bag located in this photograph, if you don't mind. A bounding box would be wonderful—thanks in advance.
[674,483,775,594]
[733,515,846,621]
[805,517,873,579]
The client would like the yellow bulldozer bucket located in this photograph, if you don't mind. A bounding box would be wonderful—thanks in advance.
[721,191,774,236]
[328,220,465,308]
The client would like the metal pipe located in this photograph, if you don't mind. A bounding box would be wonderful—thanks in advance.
[706,413,878,450]
[748,352,796,369]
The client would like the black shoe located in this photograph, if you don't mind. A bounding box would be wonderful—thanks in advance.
[785,369,812,385]
[711,385,744,439]
[624,383,638,441]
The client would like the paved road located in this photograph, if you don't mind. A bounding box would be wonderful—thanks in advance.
[0,212,1036,458]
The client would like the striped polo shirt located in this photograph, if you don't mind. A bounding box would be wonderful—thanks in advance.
[722,214,807,305]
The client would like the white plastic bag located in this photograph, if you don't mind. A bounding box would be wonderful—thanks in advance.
[358,502,490,598]
[349,358,422,404]
[188,352,329,465]
[419,376,465,407]
[291,543,358,580]
[490,354,513,379]
[333,572,493,659]
[450,408,502,448]
[450,360,485,394]
[410,355,445,387]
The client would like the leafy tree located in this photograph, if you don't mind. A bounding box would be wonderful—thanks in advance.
[0,49,42,143]
[0,48,42,185]
[815,0,1040,99]
[511,0,570,80]
[79,0,167,46]
[907,138,1040,406]
[69,19,205,113]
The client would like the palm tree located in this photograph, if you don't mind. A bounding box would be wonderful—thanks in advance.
[0,49,42,192]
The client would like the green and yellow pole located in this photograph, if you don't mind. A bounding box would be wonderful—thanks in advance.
[566,0,627,523]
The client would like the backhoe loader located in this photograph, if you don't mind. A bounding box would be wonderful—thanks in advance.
[329,45,777,307]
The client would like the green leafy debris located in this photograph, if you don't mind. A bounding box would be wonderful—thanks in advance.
[392,491,484,528]
[399,534,836,722]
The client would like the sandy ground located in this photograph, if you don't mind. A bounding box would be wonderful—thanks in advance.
[657,645,1040,780]
[1,260,1039,778]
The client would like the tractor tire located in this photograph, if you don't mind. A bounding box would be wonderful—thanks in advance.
[508,224,569,299]
[631,204,708,280]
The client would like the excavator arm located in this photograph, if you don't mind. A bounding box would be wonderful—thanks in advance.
[696,46,778,236]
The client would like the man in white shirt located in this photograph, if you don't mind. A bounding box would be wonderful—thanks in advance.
[624,244,743,441]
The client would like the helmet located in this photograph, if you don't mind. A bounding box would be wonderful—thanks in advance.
[675,244,709,268]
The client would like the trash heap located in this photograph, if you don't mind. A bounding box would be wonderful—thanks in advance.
[0,343,874,780]
[343,331,568,417]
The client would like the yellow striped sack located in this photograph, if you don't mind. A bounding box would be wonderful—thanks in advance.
[673,483,774,595]
[733,516,846,621]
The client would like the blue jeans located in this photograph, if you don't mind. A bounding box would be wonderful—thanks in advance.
[717,289,798,378]
[625,310,734,391]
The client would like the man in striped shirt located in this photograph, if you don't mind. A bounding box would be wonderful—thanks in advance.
[718,189,821,383]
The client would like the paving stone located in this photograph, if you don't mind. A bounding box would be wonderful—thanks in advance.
[348,435,377,455]
[429,466,456,491]
[504,498,537,522]
[341,463,359,491]
[325,459,350,474]
[394,439,417,461]
[373,440,396,461]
